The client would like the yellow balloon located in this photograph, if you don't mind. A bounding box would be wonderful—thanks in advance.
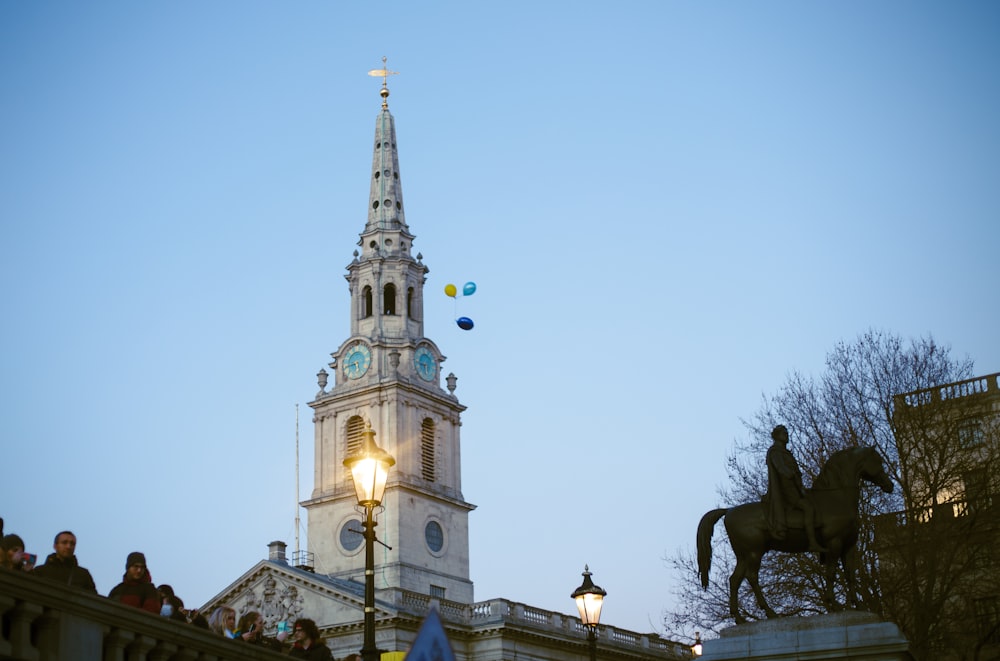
[444,283,457,298]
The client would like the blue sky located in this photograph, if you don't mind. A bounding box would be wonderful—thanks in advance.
[2,1,998,639]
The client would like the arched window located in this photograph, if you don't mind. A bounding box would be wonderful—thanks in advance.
[384,283,397,315]
[362,286,373,318]
[421,418,436,482]
[407,287,415,319]
[346,416,365,459]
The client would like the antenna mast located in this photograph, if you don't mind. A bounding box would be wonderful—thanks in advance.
[295,403,300,556]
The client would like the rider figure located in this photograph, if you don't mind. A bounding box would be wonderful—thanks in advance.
[766,425,827,552]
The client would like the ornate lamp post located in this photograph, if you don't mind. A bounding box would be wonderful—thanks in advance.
[344,422,395,661]
[571,566,606,661]
[692,631,703,657]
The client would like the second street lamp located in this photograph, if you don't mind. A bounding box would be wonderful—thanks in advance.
[343,422,395,661]
[571,566,607,661]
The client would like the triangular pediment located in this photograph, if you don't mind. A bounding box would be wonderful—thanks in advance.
[201,561,397,633]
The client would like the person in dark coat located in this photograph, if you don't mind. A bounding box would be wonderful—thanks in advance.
[108,551,160,613]
[288,618,332,660]
[32,531,97,592]
[188,609,210,629]
[234,611,284,650]
[156,584,190,622]
[1,533,35,572]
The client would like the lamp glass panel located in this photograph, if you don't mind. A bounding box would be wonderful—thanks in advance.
[575,593,604,626]
[350,456,390,505]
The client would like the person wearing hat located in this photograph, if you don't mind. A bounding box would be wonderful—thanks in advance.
[108,551,161,613]
[33,531,97,592]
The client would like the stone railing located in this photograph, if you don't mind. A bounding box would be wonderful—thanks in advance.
[876,494,997,528]
[0,570,287,661]
[1,571,688,660]
[390,590,686,657]
[896,373,1000,409]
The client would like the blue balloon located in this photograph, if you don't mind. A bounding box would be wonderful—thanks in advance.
[456,317,474,330]
[463,281,477,296]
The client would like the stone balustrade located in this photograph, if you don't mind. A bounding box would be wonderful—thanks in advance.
[876,493,997,529]
[2,570,688,660]
[0,570,287,661]
[896,372,1000,409]
[388,589,687,657]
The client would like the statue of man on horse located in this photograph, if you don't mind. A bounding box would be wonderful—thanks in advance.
[765,425,827,553]
[697,429,894,623]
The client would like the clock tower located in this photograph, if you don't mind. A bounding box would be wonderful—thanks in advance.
[302,67,475,604]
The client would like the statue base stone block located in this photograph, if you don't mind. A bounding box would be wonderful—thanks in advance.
[701,611,912,661]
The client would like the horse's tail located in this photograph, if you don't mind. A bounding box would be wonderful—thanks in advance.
[697,508,728,589]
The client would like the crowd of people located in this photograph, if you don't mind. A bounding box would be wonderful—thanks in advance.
[1,518,338,659]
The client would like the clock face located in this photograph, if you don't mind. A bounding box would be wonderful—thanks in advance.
[414,346,436,382]
[343,342,372,379]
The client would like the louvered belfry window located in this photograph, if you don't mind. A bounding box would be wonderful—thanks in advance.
[346,416,365,461]
[421,418,436,482]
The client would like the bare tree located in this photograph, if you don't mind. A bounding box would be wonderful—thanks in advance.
[664,329,997,661]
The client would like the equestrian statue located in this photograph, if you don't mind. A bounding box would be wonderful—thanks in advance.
[697,425,894,623]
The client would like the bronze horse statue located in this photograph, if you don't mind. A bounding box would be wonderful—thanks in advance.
[697,446,893,623]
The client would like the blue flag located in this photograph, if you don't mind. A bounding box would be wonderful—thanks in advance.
[406,609,455,661]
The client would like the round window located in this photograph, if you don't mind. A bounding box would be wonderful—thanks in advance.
[340,519,363,552]
[425,521,444,553]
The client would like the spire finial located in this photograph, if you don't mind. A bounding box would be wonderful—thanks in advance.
[367,56,399,109]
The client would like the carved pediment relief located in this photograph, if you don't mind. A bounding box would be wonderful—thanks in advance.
[239,573,306,630]
[205,563,394,632]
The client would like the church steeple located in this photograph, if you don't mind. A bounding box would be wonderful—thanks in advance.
[344,60,426,344]
[303,64,475,605]
[364,58,408,234]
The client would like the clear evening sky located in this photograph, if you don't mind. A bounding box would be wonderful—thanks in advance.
[2,1,998,637]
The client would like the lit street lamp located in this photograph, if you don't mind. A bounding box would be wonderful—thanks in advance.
[692,631,703,657]
[571,566,606,661]
[344,422,395,661]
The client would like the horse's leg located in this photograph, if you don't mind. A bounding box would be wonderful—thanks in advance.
[841,551,859,609]
[746,553,779,619]
[824,556,841,611]
[729,559,748,624]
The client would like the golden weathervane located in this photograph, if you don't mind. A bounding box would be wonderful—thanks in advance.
[367,56,398,108]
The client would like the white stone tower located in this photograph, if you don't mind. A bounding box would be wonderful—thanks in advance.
[302,65,475,604]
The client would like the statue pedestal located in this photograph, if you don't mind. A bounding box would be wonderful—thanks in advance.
[701,611,912,661]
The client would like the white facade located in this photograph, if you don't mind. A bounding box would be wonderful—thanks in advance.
[202,81,686,661]
[300,81,475,605]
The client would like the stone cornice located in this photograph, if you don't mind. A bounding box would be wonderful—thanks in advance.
[310,379,466,414]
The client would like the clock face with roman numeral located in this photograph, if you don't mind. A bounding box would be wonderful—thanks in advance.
[414,346,436,382]
[343,342,372,379]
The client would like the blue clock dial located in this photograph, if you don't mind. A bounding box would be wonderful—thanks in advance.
[343,342,372,379]
[414,346,436,382]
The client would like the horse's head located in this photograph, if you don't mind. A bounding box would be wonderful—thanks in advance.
[858,446,894,493]
[814,446,894,493]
